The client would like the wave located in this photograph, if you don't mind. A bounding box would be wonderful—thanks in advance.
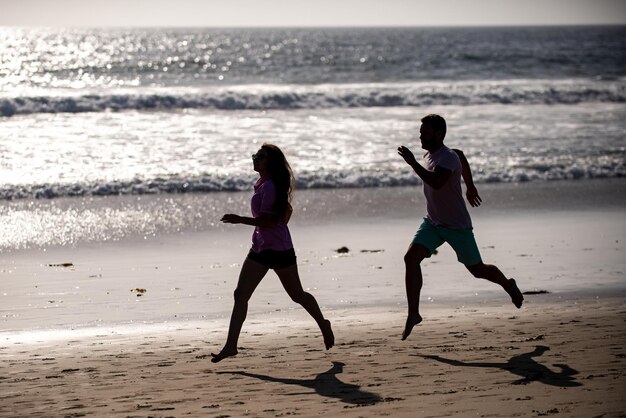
[1,166,623,200]
[1,79,624,117]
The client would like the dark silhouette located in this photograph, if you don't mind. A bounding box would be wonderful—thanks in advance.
[419,346,581,387]
[212,144,333,363]
[397,114,524,340]
[217,361,382,405]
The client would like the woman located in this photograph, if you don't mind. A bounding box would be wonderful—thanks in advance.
[212,143,334,363]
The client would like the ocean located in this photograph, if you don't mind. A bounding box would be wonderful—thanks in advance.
[1,26,625,249]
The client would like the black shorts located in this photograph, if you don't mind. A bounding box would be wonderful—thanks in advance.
[246,248,297,270]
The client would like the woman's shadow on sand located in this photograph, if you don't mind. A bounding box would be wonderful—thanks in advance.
[217,361,382,405]
[419,345,581,387]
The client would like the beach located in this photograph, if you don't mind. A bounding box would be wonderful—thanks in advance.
[1,298,624,417]
[1,25,625,417]
[1,179,625,416]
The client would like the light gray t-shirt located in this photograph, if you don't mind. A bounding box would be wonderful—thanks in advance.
[423,146,472,229]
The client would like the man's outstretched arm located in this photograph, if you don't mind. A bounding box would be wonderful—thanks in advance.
[398,146,451,190]
[453,148,482,207]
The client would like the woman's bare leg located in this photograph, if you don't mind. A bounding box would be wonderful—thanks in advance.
[275,264,334,350]
[211,258,269,363]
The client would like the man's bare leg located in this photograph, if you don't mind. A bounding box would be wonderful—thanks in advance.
[402,244,429,340]
[466,262,523,308]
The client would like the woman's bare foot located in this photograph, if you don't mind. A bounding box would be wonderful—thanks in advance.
[211,347,238,363]
[507,278,524,308]
[321,319,334,350]
[402,313,423,341]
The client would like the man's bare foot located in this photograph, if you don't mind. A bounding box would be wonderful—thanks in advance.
[508,278,524,309]
[321,319,334,350]
[402,313,423,340]
[210,348,238,363]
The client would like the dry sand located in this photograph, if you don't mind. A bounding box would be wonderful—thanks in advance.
[1,295,625,417]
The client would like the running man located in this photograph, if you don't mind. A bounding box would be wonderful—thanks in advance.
[397,114,523,341]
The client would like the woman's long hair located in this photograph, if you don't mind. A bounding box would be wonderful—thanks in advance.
[261,143,294,221]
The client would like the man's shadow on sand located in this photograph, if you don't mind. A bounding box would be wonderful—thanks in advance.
[419,345,581,387]
[217,361,382,405]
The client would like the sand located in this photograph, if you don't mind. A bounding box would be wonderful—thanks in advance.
[1,179,625,416]
[1,296,625,417]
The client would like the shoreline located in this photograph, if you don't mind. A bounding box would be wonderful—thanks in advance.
[1,177,625,252]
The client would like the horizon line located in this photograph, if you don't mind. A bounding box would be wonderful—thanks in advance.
[2,23,625,29]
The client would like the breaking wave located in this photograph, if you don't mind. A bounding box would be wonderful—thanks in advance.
[2,79,624,117]
[2,164,623,200]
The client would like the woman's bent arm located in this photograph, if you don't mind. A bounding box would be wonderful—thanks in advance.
[221,212,275,228]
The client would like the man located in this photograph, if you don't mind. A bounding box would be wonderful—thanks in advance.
[397,114,523,341]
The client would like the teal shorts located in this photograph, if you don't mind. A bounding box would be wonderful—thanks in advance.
[412,218,482,266]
